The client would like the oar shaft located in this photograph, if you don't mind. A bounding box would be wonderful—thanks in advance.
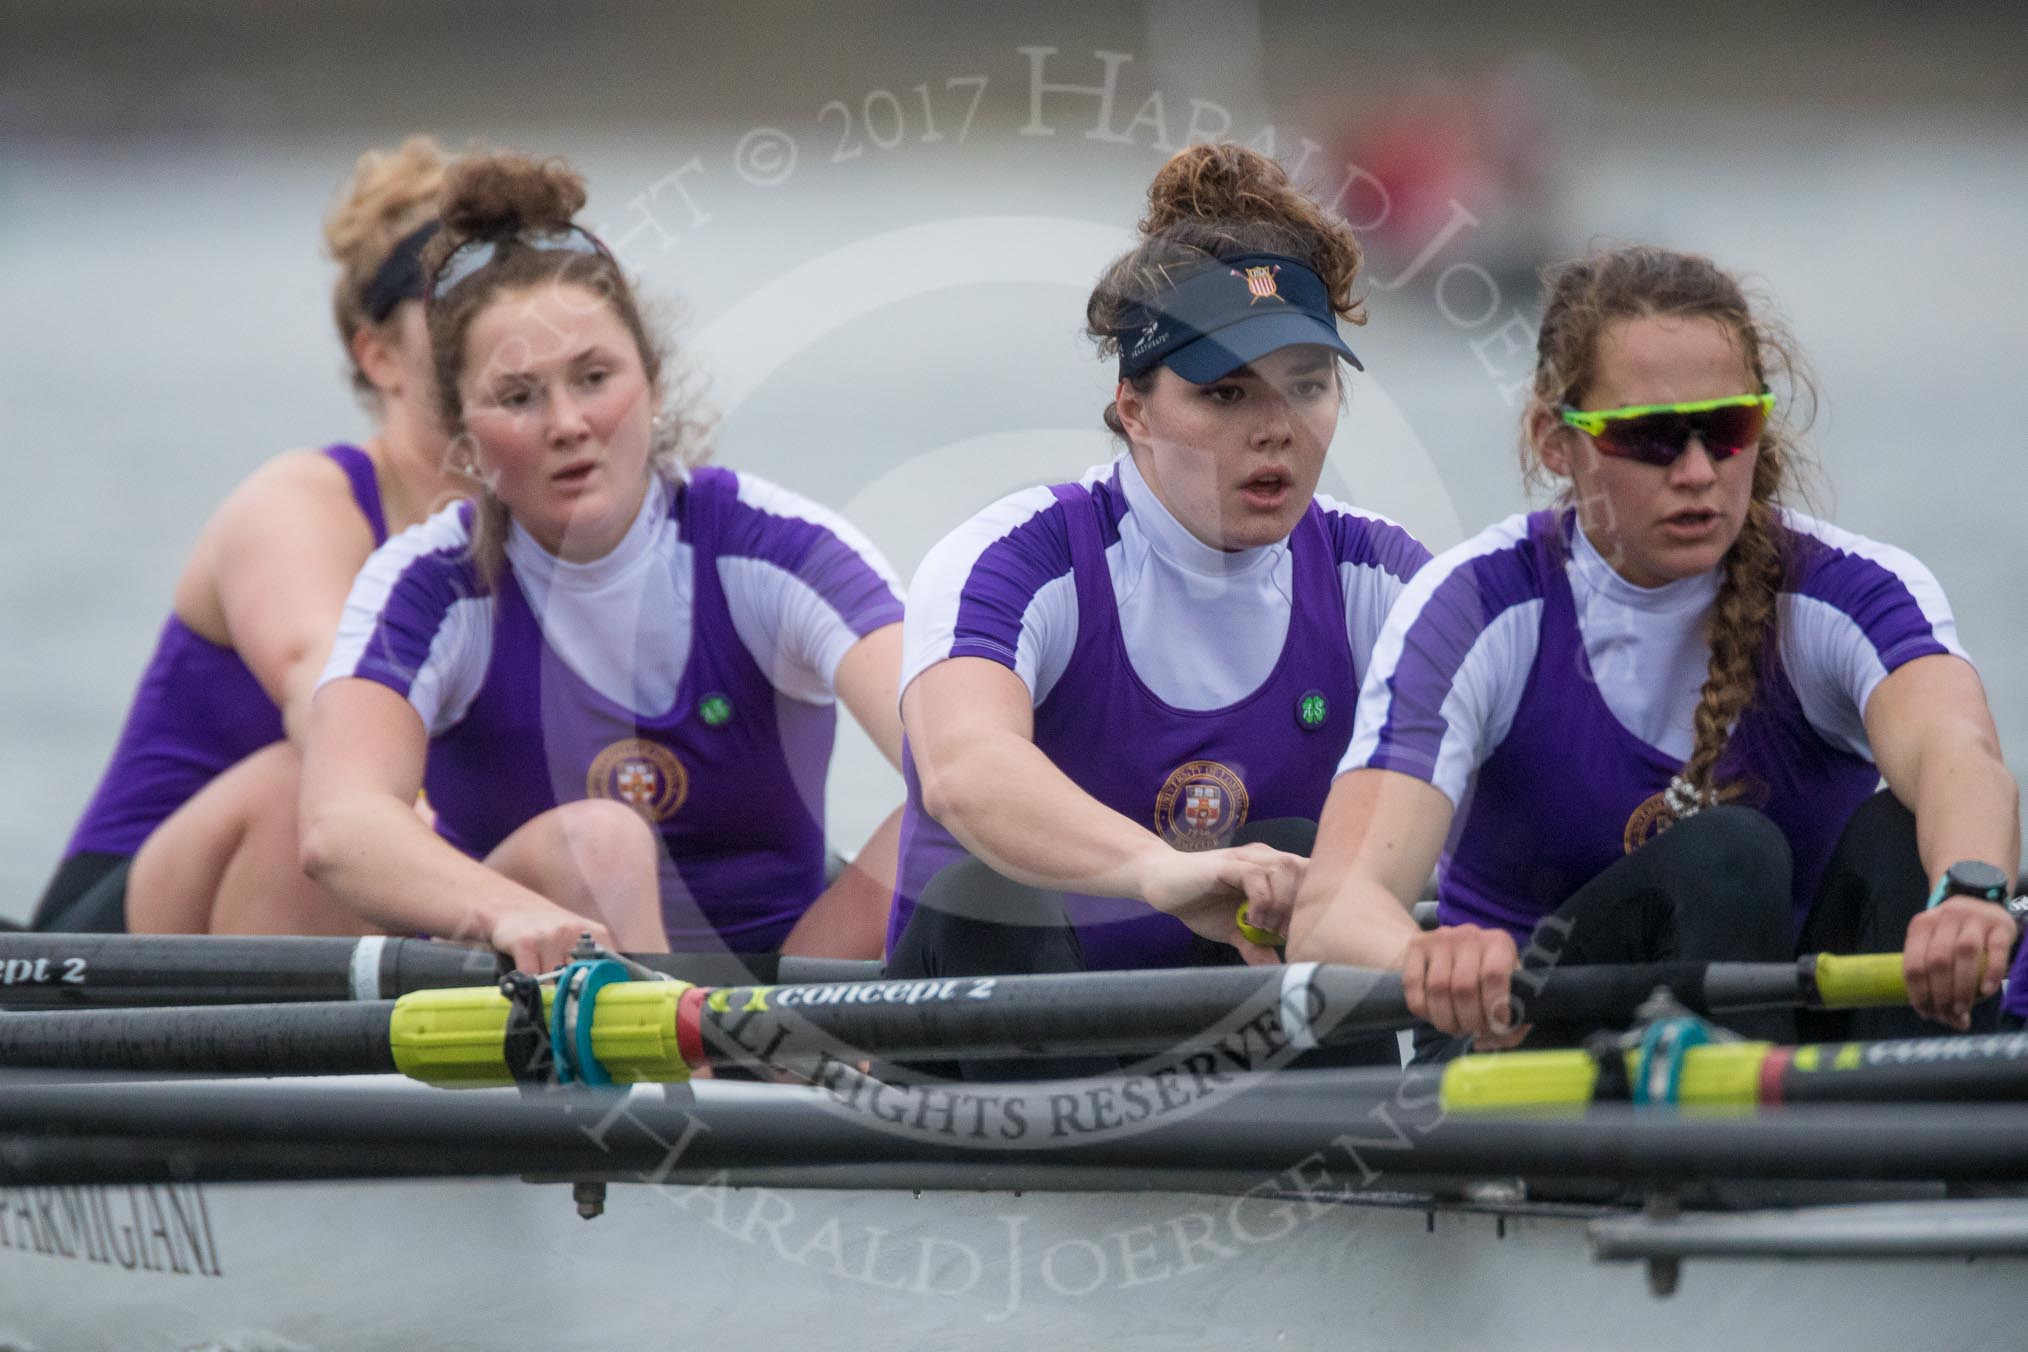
[3,1078,2027,1187]
[684,957,1836,1067]
[0,1002,398,1075]
[0,934,878,1007]
[0,957,1931,1085]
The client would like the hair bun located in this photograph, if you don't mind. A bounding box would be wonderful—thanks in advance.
[439,152,588,245]
[1140,143,1292,236]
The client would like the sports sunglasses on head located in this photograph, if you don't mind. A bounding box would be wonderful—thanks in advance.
[1558,392,1775,467]
[425,226,614,304]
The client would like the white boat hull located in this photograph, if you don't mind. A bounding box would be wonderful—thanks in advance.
[2,1169,2025,1350]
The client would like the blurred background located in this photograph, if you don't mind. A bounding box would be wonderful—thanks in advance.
[2,0,2024,920]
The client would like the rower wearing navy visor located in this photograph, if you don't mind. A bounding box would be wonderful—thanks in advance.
[887,144,1430,1077]
[1291,244,2020,1052]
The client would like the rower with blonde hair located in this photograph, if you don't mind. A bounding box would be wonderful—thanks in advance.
[35,136,465,938]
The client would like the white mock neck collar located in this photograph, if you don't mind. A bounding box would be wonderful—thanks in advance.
[506,474,668,592]
[1569,518,1719,613]
[1118,453,1282,579]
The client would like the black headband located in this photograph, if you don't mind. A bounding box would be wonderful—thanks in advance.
[360,220,441,324]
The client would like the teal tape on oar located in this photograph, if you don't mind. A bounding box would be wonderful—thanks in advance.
[1632,1017,1713,1107]
[549,958,629,1087]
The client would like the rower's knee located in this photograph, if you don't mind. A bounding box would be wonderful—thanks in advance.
[917,856,1066,929]
[1671,806,1791,892]
[547,799,660,901]
[1658,805,1792,959]
[1235,817,1316,857]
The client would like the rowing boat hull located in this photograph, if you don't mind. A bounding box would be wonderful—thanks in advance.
[3,1161,2024,1349]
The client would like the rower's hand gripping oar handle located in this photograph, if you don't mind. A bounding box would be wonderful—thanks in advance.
[1311,953,1916,1046]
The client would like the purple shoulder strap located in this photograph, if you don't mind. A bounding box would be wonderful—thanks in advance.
[322,444,389,546]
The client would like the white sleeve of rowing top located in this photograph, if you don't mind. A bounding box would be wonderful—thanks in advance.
[901,482,1081,705]
[317,505,493,736]
[1777,513,1970,761]
[717,474,907,705]
[1337,517,1541,809]
[1314,494,1434,680]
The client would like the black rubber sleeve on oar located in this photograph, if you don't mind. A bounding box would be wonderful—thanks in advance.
[1512,961,1711,1025]
[0,1002,397,1075]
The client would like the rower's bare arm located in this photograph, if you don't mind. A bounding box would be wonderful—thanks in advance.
[298,678,613,970]
[1292,771,1521,1039]
[1289,768,1449,968]
[905,657,1149,895]
[780,807,901,959]
[777,623,907,958]
[903,657,1296,954]
[833,623,905,770]
[198,452,379,743]
[1865,653,2021,1026]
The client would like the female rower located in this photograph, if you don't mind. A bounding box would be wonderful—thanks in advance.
[1290,244,2019,1050]
[33,136,464,937]
[302,152,906,974]
[886,144,1429,1060]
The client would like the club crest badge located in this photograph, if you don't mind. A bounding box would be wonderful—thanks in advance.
[587,738,688,823]
[1154,760,1250,851]
[1232,263,1284,305]
[1621,777,1765,853]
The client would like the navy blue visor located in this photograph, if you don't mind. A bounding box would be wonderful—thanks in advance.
[1116,252,1361,383]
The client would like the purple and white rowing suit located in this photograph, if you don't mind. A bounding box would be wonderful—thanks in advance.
[1344,508,1967,943]
[62,444,389,862]
[891,454,1429,969]
[320,466,903,952]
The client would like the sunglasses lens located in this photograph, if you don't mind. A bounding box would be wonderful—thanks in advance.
[1590,402,1767,466]
[1691,402,1768,455]
[1593,414,1690,466]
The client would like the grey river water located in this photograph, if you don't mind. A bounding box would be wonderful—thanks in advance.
[2,109,2024,920]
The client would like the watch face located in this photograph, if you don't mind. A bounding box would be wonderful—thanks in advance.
[1948,860,2012,898]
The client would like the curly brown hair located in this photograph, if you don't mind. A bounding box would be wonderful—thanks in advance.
[323,135,447,401]
[421,150,707,582]
[1528,245,1819,820]
[1086,142,1366,434]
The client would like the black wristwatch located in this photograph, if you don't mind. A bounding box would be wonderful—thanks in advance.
[1925,860,2012,913]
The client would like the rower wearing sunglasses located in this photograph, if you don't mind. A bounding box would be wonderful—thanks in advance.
[301,151,907,975]
[1290,244,2019,1052]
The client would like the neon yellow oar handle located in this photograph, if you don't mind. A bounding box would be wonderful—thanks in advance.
[387,982,693,1087]
[1812,952,1910,1008]
[1234,903,1285,947]
[1440,1043,1775,1113]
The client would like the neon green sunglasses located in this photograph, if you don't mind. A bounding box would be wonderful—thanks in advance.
[1558,392,1774,467]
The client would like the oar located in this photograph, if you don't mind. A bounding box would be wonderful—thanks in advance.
[1433,1027,2028,1113]
[2,1075,2028,1188]
[0,933,879,1007]
[0,954,1917,1083]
